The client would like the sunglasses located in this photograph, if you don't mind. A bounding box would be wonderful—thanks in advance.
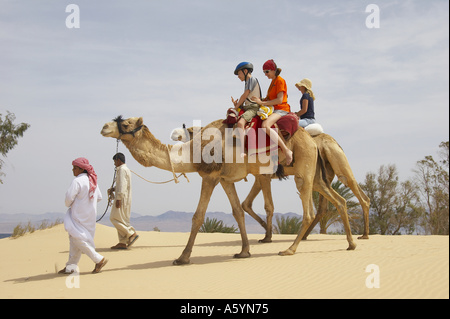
[264,70,271,74]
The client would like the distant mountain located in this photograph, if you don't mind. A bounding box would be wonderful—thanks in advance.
[98,210,272,234]
[0,212,65,233]
[0,212,65,223]
[0,211,304,234]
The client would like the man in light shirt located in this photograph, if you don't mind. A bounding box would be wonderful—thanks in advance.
[109,153,139,249]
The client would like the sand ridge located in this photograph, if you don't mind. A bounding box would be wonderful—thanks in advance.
[0,224,448,299]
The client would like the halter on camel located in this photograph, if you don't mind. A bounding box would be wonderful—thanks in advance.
[112,115,188,183]
[114,115,144,138]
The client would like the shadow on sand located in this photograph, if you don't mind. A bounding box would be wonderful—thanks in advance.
[5,236,348,284]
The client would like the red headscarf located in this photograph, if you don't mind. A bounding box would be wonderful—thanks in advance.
[72,157,98,199]
[263,59,277,71]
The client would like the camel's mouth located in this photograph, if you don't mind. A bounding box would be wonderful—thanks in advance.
[100,123,118,137]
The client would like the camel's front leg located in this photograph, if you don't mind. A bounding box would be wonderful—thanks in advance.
[279,176,315,256]
[303,193,328,239]
[173,177,219,265]
[259,175,274,243]
[242,175,274,243]
[242,177,268,231]
[220,180,251,259]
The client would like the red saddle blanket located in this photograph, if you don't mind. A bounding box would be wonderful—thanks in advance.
[224,109,299,156]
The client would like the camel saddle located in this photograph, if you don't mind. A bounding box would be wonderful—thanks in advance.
[224,108,300,156]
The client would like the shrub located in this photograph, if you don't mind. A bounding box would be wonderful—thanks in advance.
[200,217,238,233]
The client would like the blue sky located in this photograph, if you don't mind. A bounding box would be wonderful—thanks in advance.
[0,0,448,218]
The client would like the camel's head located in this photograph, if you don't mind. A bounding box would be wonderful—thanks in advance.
[101,116,145,141]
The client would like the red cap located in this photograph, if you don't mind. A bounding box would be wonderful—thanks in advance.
[263,59,277,71]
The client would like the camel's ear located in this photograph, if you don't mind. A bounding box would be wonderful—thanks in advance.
[136,117,144,127]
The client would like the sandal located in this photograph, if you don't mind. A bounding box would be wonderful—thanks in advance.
[58,267,74,275]
[111,243,127,250]
[92,258,108,274]
[128,234,139,247]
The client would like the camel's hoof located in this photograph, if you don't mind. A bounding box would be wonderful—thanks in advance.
[234,252,251,259]
[173,258,190,266]
[357,235,369,240]
[347,243,357,250]
[258,238,272,243]
[278,249,295,256]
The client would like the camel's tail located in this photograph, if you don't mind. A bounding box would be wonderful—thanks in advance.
[275,163,288,181]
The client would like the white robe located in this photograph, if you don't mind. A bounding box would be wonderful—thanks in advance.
[64,173,103,267]
[110,164,135,244]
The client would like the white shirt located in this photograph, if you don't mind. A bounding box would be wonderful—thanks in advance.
[64,173,102,244]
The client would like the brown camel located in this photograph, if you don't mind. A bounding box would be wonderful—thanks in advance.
[101,116,355,264]
[242,133,371,242]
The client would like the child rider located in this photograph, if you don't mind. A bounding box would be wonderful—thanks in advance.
[231,62,261,158]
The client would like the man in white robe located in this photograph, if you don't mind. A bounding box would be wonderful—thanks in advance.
[109,153,139,249]
[59,157,108,274]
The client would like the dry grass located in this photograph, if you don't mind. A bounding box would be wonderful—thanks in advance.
[11,219,63,238]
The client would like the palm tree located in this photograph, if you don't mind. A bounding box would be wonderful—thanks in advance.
[313,180,360,234]
[273,215,302,234]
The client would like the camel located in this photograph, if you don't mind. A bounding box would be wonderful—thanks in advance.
[101,116,356,264]
[242,133,371,242]
[175,126,370,242]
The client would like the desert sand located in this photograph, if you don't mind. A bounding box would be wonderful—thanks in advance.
[0,224,448,299]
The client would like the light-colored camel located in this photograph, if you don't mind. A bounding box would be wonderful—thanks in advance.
[101,116,355,264]
[242,133,371,242]
[178,127,368,242]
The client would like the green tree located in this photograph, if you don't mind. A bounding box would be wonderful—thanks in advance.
[361,165,398,235]
[390,180,422,235]
[0,111,30,183]
[361,164,421,235]
[414,141,449,235]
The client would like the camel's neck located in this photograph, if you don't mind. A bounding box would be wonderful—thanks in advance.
[121,128,197,173]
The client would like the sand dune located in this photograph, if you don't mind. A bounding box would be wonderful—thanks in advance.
[0,224,448,299]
